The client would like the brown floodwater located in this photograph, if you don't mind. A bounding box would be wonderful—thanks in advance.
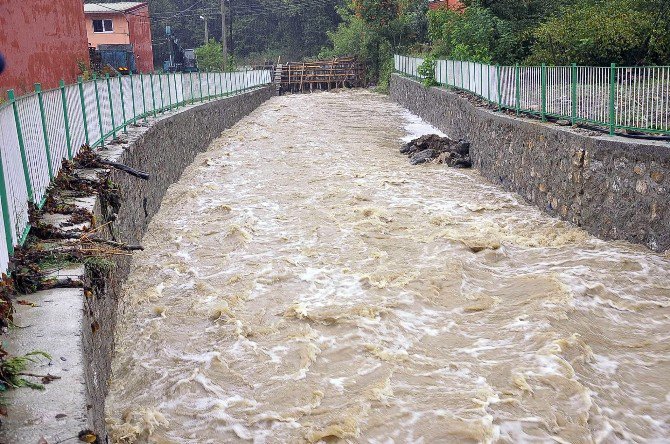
[106,90,670,443]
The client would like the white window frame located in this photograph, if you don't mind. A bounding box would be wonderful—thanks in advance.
[92,19,114,33]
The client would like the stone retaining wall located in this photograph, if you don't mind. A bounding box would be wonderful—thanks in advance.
[390,74,670,252]
[87,86,274,438]
[0,86,273,444]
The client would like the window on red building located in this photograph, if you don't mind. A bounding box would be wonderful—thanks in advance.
[92,19,114,33]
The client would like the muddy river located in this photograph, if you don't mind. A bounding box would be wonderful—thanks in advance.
[106,90,670,443]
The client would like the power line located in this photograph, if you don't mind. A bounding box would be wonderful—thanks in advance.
[87,0,338,21]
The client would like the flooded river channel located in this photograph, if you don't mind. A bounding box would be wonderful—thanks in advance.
[106,90,670,443]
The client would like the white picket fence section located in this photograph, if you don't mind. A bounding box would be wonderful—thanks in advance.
[0,69,273,272]
[396,55,670,136]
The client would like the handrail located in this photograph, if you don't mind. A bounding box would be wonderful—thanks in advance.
[0,68,274,272]
[395,55,670,137]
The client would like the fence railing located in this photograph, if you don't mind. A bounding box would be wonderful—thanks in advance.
[0,68,273,272]
[395,55,670,136]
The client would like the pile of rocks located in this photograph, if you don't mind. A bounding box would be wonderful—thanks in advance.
[400,134,472,168]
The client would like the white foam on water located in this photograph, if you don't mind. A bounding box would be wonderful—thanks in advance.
[400,110,447,142]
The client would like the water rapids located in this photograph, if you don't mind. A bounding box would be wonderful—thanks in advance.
[106,90,670,443]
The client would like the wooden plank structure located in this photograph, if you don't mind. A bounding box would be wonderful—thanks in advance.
[277,57,365,94]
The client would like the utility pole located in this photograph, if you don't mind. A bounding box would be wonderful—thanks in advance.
[200,15,209,44]
[221,0,228,70]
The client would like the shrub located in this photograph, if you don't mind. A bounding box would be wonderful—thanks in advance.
[417,56,438,87]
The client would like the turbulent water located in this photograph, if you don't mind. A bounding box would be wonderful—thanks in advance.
[106,90,670,443]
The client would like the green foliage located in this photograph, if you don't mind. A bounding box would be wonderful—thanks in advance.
[417,56,438,87]
[427,6,497,63]
[320,0,428,87]
[528,0,670,65]
[195,39,225,71]
[0,351,52,392]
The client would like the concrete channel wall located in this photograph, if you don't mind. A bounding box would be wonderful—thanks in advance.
[390,74,670,252]
[0,86,274,443]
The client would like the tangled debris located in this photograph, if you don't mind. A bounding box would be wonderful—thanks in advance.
[400,134,472,168]
[0,145,147,409]
[10,146,144,295]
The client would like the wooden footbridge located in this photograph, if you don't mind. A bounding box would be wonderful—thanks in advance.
[274,57,365,94]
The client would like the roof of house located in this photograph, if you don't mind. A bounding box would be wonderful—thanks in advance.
[84,2,147,14]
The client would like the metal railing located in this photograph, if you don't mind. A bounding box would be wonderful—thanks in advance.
[0,68,273,272]
[395,55,670,136]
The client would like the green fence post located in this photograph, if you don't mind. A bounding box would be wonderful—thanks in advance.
[59,80,73,159]
[207,73,211,98]
[105,74,116,140]
[437,60,441,87]
[149,73,157,117]
[219,72,223,96]
[158,74,165,111]
[166,73,173,111]
[609,63,616,136]
[180,73,186,107]
[189,72,194,104]
[35,83,54,180]
[199,73,204,103]
[77,76,90,146]
[93,73,105,147]
[140,73,149,121]
[486,64,490,102]
[515,64,520,116]
[481,64,486,98]
[571,63,577,125]
[129,72,137,124]
[541,64,547,122]
[8,90,34,202]
[173,72,179,107]
[496,65,502,111]
[118,74,127,133]
[0,146,15,254]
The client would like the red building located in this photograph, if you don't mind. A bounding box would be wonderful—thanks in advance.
[84,2,154,73]
[0,0,90,95]
[428,0,464,10]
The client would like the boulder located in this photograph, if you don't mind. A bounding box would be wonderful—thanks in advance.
[401,134,471,168]
[410,149,436,165]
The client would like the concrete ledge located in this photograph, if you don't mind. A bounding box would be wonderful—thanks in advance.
[0,86,274,443]
[390,74,670,252]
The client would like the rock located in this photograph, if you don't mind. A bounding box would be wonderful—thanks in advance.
[447,157,472,168]
[556,119,571,126]
[410,149,436,165]
[453,141,470,155]
[401,134,472,169]
[399,142,413,154]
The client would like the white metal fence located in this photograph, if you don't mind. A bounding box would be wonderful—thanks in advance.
[0,69,272,272]
[396,55,670,136]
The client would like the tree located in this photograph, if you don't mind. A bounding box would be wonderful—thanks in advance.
[428,6,497,62]
[320,0,429,89]
[527,0,666,65]
[195,39,224,71]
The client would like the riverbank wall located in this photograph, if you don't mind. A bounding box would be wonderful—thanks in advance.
[0,86,274,443]
[390,74,670,252]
